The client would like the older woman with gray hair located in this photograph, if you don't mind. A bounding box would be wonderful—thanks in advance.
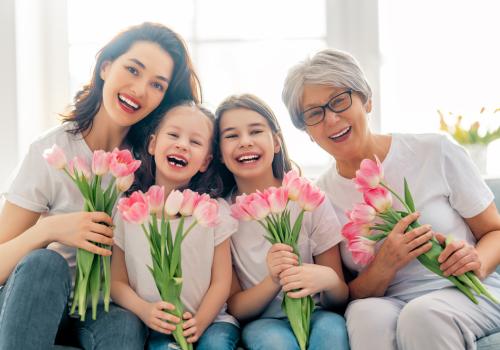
[282,48,500,350]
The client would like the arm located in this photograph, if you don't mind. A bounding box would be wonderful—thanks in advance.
[0,201,113,284]
[182,239,232,343]
[110,245,178,334]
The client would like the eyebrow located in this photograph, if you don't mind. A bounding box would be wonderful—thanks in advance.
[221,122,267,134]
[303,90,343,110]
[167,125,209,140]
[128,58,170,83]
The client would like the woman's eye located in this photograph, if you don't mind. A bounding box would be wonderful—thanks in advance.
[126,66,138,75]
[151,82,165,92]
[224,134,237,139]
[167,133,178,138]
[250,129,263,135]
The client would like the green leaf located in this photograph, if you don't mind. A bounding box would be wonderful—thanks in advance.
[403,178,416,212]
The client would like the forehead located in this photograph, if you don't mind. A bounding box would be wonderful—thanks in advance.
[162,106,213,136]
[220,108,269,129]
[301,84,346,109]
[119,41,174,77]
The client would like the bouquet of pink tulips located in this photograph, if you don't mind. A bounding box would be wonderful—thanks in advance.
[230,170,325,350]
[43,145,140,320]
[118,186,219,350]
[342,156,498,304]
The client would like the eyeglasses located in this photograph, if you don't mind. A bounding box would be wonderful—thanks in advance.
[301,90,353,126]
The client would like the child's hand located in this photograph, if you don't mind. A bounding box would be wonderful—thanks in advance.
[140,301,180,335]
[182,312,201,344]
[266,243,299,284]
[279,263,339,298]
[435,233,482,278]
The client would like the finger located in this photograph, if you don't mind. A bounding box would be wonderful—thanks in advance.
[183,312,193,320]
[90,222,114,238]
[158,301,176,311]
[278,266,300,279]
[407,242,432,260]
[187,334,198,344]
[150,323,172,335]
[86,231,114,246]
[438,240,465,264]
[451,262,481,276]
[404,225,432,243]
[270,243,294,253]
[286,288,311,299]
[434,232,447,245]
[391,212,420,235]
[154,318,176,332]
[407,231,433,251]
[81,241,112,256]
[183,326,197,337]
[281,281,303,292]
[272,257,299,269]
[442,253,476,276]
[157,311,180,324]
[90,211,114,226]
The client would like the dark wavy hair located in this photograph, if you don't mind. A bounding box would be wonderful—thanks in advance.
[214,94,293,197]
[62,22,201,150]
[130,101,223,198]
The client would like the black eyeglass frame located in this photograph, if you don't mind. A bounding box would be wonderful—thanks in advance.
[301,89,353,126]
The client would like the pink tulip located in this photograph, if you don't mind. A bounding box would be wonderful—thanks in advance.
[68,156,91,180]
[283,170,300,187]
[179,189,201,216]
[118,191,149,225]
[242,192,270,220]
[116,173,134,192]
[283,171,306,201]
[341,221,371,241]
[193,198,219,227]
[230,202,253,221]
[146,185,165,215]
[346,203,376,224]
[263,187,288,214]
[348,237,376,265]
[109,148,141,178]
[92,150,112,176]
[297,182,325,211]
[363,187,393,213]
[353,156,384,191]
[43,144,67,169]
[165,190,184,216]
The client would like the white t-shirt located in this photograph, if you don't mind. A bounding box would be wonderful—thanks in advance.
[229,197,343,318]
[4,122,94,275]
[316,133,499,301]
[114,198,238,326]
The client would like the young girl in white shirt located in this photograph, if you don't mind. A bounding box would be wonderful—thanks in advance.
[214,94,349,350]
[111,101,240,350]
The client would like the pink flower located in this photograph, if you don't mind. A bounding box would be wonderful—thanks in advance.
[92,150,112,176]
[230,201,253,221]
[353,156,384,191]
[179,189,201,216]
[68,156,91,180]
[297,182,325,211]
[341,221,371,241]
[346,203,376,224]
[242,192,270,220]
[283,170,305,201]
[146,185,165,215]
[109,148,141,178]
[43,144,67,169]
[364,187,393,213]
[348,237,376,265]
[116,173,134,192]
[193,198,219,227]
[263,187,288,214]
[118,191,149,225]
[165,190,184,216]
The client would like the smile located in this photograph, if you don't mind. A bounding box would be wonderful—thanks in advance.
[167,155,188,167]
[329,126,352,141]
[118,93,141,111]
[237,154,261,163]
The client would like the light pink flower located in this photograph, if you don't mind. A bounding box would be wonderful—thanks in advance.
[297,182,325,211]
[353,156,384,191]
[364,187,393,213]
[116,173,134,192]
[346,203,376,224]
[146,185,165,215]
[348,237,376,265]
[117,191,149,225]
[92,150,112,176]
[68,156,91,180]
[242,192,271,220]
[109,148,141,178]
[43,144,67,169]
[193,198,219,227]
[264,187,288,214]
[230,202,253,221]
[179,189,201,216]
[283,170,305,201]
[341,221,371,241]
[165,190,184,216]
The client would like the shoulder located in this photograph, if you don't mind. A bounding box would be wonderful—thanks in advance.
[29,122,80,151]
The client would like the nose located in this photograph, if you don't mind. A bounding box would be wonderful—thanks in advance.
[130,78,147,97]
[323,108,341,125]
[174,137,189,151]
[239,133,253,148]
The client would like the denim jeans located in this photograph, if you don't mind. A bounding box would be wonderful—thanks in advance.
[148,321,240,350]
[242,309,349,350]
[0,249,147,349]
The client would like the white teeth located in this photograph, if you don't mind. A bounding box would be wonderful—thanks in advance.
[330,126,351,139]
[238,155,259,162]
[167,155,187,167]
[118,94,139,109]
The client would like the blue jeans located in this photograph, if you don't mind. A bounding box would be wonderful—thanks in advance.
[148,321,240,350]
[0,249,147,349]
[242,309,349,350]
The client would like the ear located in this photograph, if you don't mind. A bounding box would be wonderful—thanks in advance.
[364,98,373,113]
[100,61,112,81]
[273,134,281,154]
[199,154,213,173]
[148,134,157,156]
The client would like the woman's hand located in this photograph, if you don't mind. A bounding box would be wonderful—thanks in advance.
[266,243,299,284]
[182,312,201,344]
[139,301,180,335]
[373,212,433,275]
[279,263,339,298]
[435,233,482,278]
[39,211,113,256]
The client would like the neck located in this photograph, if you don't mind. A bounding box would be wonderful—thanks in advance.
[234,170,282,196]
[336,133,391,179]
[83,107,129,152]
[154,172,188,196]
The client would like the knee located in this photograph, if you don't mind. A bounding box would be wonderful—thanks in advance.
[15,249,70,290]
[397,297,446,337]
[345,298,384,332]
[242,321,298,350]
[312,311,347,337]
[105,306,147,346]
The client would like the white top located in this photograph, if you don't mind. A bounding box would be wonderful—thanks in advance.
[114,198,238,326]
[316,133,499,301]
[229,198,343,318]
[4,122,94,276]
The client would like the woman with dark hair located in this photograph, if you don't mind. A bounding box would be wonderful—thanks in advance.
[0,22,201,349]
[282,48,500,350]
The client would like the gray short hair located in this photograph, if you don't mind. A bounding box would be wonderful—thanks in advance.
[282,48,372,130]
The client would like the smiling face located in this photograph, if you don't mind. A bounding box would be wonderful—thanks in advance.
[302,84,372,162]
[218,108,281,182]
[148,105,214,189]
[99,41,174,128]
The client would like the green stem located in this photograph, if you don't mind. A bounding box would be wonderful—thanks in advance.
[380,182,412,212]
